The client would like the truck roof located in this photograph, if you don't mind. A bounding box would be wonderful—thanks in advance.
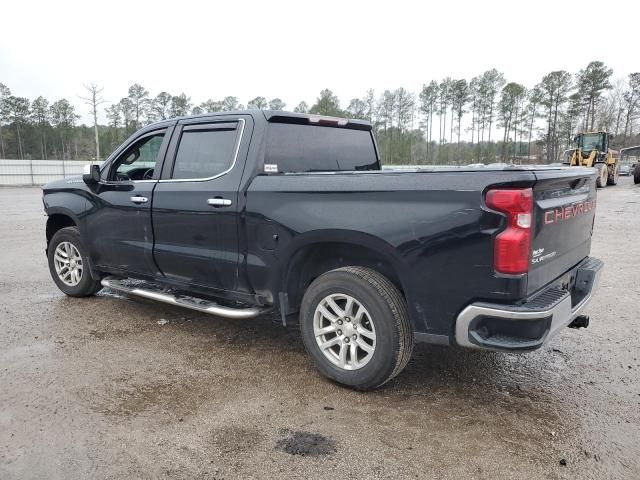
[144,110,372,131]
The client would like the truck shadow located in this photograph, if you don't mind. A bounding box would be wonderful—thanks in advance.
[53,293,581,434]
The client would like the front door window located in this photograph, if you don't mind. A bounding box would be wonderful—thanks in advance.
[109,132,165,181]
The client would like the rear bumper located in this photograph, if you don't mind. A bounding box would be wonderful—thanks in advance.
[455,256,603,351]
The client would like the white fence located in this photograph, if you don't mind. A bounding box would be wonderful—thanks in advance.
[0,159,94,186]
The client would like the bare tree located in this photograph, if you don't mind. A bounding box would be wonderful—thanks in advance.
[80,83,105,160]
[608,78,627,136]
[622,73,640,145]
[0,83,10,158]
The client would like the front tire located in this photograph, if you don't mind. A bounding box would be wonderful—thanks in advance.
[300,267,413,390]
[595,163,608,188]
[48,226,101,297]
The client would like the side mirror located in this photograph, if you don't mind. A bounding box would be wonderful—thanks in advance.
[83,164,101,185]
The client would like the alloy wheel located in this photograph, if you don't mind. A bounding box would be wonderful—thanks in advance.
[313,293,376,370]
[53,241,84,286]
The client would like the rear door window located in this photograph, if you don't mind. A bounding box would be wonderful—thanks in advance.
[171,124,239,180]
[265,123,378,173]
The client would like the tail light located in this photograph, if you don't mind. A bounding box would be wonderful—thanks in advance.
[486,188,533,274]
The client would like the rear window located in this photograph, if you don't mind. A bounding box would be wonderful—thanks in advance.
[172,128,237,180]
[265,123,379,173]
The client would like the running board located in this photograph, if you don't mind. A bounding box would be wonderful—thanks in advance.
[100,277,267,319]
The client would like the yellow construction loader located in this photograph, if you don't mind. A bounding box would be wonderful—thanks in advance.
[568,131,619,188]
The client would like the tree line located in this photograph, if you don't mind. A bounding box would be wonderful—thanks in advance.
[1,61,639,164]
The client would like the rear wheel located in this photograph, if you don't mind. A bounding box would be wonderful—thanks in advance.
[607,163,619,185]
[48,227,102,297]
[595,163,608,188]
[300,266,413,390]
[634,166,640,185]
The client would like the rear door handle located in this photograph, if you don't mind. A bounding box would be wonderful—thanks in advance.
[207,198,232,207]
[130,196,148,204]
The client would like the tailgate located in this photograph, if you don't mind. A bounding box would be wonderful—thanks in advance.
[527,167,598,295]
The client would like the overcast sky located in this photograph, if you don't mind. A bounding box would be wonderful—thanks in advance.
[1,0,638,125]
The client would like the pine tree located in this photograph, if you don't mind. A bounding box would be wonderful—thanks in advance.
[576,61,613,130]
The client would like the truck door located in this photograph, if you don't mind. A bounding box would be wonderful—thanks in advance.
[151,116,249,293]
[85,125,173,276]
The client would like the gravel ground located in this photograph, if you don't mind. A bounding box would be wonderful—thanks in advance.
[0,180,638,479]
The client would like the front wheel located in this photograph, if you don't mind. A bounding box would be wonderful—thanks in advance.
[48,226,102,297]
[300,266,413,390]
[595,163,608,188]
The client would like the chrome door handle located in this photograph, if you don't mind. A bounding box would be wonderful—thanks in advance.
[130,196,148,204]
[207,198,232,207]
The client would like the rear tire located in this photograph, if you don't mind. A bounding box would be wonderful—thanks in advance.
[595,164,608,188]
[48,227,102,297]
[607,164,619,185]
[300,266,413,390]
[634,168,640,185]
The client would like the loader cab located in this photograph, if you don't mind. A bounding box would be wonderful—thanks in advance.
[575,132,608,153]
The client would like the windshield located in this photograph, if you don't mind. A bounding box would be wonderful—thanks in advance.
[580,133,603,151]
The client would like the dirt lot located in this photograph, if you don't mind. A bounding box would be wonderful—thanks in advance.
[0,180,639,479]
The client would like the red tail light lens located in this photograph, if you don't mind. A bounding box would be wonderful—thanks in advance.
[486,188,533,274]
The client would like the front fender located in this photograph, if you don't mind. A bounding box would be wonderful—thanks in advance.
[43,185,91,242]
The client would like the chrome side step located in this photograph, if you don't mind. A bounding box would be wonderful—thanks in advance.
[100,276,268,319]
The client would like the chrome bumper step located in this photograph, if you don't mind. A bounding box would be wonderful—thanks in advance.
[454,256,604,351]
[100,276,268,319]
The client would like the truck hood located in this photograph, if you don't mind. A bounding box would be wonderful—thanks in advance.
[42,176,86,192]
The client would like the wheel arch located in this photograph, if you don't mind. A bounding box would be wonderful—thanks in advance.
[46,209,80,247]
[280,230,407,316]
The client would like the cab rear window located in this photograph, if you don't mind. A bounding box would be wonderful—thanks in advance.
[265,123,379,173]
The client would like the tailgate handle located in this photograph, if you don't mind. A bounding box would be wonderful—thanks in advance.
[570,179,584,189]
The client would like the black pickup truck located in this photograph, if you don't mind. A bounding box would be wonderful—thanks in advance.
[43,110,603,390]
